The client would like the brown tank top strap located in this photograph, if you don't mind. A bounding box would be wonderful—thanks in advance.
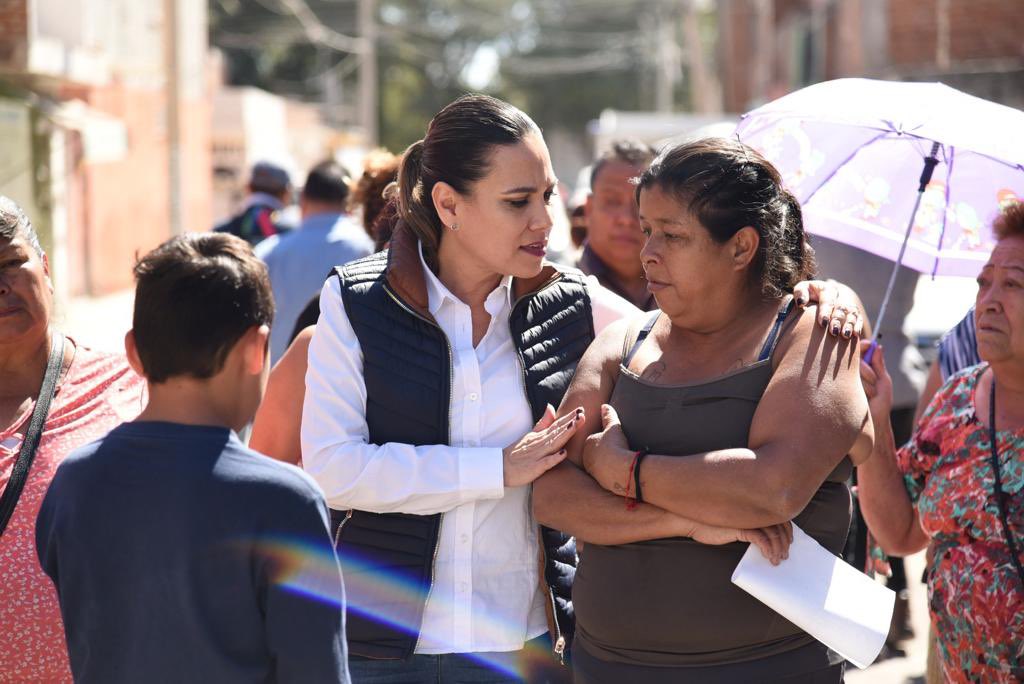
[622,311,661,367]
[756,296,797,362]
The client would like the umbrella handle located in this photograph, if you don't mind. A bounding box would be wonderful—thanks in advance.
[863,338,881,365]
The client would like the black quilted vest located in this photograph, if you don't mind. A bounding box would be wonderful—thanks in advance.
[330,247,594,661]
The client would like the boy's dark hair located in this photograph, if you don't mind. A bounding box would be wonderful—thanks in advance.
[302,160,351,205]
[132,233,274,383]
[590,139,657,189]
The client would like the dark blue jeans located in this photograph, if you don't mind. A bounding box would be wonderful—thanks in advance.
[348,634,570,684]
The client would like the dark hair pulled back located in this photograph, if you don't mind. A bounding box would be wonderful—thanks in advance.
[635,137,816,298]
[397,94,540,269]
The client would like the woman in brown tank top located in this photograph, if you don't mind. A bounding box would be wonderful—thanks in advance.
[534,138,874,683]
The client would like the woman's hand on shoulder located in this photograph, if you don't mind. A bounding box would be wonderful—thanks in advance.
[793,279,867,339]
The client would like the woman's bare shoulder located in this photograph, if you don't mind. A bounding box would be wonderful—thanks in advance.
[590,312,653,366]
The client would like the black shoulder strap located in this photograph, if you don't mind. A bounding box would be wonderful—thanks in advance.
[987,379,1024,593]
[0,333,65,537]
[623,311,661,367]
[757,296,797,362]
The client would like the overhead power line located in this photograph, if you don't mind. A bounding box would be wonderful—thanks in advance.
[501,48,634,76]
[275,0,368,53]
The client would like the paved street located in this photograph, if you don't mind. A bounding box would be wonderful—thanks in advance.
[58,290,135,354]
[846,551,930,684]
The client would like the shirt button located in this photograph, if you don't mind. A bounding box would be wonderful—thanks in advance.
[468,393,479,401]
[460,534,470,544]
[459,582,469,593]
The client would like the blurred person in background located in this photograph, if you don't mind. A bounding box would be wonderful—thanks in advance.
[578,140,657,311]
[858,201,1024,682]
[256,160,373,364]
[918,305,981,421]
[569,203,587,249]
[348,149,401,251]
[250,156,399,465]
[813,236,927,655]
[215,161,295,247]
[0,196,145,681]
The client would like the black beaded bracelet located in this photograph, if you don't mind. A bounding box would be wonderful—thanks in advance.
[634,448,650,504]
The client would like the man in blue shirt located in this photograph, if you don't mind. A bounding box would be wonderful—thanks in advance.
[36,233,350,683]
[256,160,374,363]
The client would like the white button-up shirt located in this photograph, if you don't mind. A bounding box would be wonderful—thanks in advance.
[301,245,637,654]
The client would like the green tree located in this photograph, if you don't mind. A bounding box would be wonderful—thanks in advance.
[208,0,684,154]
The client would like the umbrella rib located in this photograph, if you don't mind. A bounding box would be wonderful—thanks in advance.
[801,130,891,205]
[931,146,956,278]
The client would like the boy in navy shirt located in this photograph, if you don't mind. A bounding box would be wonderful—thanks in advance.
[36,233,349,683]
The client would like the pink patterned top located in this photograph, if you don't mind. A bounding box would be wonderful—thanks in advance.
[0,343,144,682]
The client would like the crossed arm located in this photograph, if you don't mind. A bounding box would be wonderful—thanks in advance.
[533,306,872,544]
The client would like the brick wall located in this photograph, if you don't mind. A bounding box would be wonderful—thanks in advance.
[947,0,1024,62]
[0,0,28,69]
[888,0,1024,67]
[887,0,939,67]
[717,0,1024,113]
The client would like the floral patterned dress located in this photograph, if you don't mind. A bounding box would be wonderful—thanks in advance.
[0,343,144,682]
[899,363,1024,682]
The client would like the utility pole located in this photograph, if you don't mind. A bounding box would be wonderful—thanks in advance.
[654,1,676,113]
[683,0,721,114]
[358,0,377,146]
[164,0,183,236]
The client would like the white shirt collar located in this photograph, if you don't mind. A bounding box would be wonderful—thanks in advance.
[417,241,513,317]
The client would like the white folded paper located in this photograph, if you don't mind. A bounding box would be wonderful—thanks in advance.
[731,524,895,669]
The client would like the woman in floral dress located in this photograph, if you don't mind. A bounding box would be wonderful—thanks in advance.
[858,201,1024,682]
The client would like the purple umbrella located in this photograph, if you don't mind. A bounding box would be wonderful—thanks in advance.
[735,78,1024,358]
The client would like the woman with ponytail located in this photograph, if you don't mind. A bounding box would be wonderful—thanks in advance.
[300,98,811,682]
[534,138,873,682]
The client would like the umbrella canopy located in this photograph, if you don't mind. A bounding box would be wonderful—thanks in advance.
[735,78,1024,278]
